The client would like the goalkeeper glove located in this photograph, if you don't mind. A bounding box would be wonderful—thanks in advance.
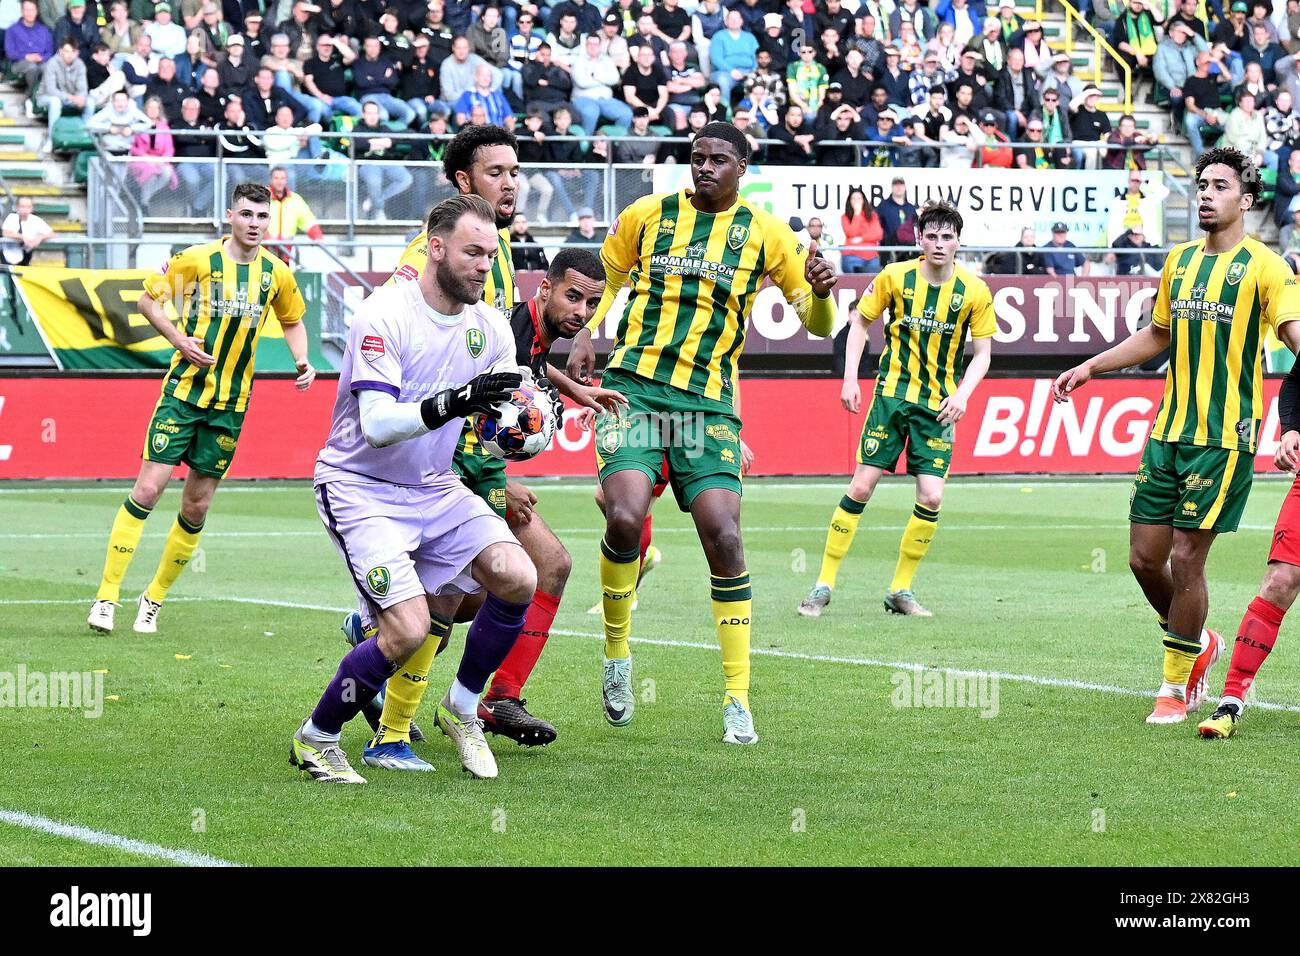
[420,370,523,431]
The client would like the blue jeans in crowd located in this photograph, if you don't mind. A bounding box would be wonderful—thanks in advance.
[360,163,414,217]
[405,97,452,127]
[360,92,416,127]
[841,254,880,274]
[275,72,327,125]
[324,95,364,121]
[39,94,94,133]
[545,169,599,218]
[571,95,632,134]
[710,69,743,107]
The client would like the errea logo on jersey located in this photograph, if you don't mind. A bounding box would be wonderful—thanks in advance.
[466,328,485,358]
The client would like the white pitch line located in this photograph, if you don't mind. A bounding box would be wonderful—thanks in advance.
[7,594,1295,714]
[0,530,319,540]
[0,809,238,867]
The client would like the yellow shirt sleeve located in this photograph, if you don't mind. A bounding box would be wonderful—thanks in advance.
[270,260,306,325]
[386,231,428,285]
[856,267,893,325]
[293,195,318,236]
[1152,246,1177,330]
[1259,251,1300,334]
[589,195,651,332]
[143,247,201,305]
[968,279,996,339]
[761,211,834,337]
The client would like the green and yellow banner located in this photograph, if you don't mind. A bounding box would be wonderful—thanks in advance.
[11,266,330,371]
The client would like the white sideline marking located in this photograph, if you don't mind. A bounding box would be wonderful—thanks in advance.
[0,809,238,867]
[6,595,1297,715]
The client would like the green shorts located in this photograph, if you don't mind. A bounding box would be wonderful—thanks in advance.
[141,392,244,479]
[595,368,742,512]
[452,444,508,517]
[857,393,954,478]
[1129,438,1253,533]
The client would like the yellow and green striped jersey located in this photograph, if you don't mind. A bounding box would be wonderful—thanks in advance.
[387,227,515,314]
[143,239,306,413]
[1151,236,1300,452]
[596,188,821,405]
[858,257,996,411]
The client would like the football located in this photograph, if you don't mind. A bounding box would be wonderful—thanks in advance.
[473,383,557,461]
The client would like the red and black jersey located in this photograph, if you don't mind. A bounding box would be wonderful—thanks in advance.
[509,298,554,383]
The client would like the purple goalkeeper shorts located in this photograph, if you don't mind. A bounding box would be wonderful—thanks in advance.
[314,475,517,624]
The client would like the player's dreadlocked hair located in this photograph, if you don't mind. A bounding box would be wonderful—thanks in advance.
[424,194,496,238]
[695,121,751,163]
[1194,146,1261,208]
[916,200,964,237]
[442,124,519,186]
[547,247,606,283]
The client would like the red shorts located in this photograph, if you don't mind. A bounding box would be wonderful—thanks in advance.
[1268,478,1300,566]
[651,456,669,498]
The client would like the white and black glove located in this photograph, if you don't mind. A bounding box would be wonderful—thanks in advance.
[420,370,523,430]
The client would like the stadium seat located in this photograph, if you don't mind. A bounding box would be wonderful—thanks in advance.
[1261,166,1277,204]
[649,124,672,138]
[52,117,93,153]
[73,150,91,184]
[598,124,627,138]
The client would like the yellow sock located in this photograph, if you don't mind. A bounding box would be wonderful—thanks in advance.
[816,495,865,589]
[145,514,203,604]
[1162,630,1201,696]
[96,497,152,602]
[600,537,640,659]
[712,573,752,709]
[376,616,451,744]
[889,503,940,593]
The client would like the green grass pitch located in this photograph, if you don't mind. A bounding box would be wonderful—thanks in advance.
[2,476,1299,866]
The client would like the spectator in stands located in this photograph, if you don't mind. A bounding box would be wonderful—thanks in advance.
[819,102,865,165]
[515,108,553,219]
[701,80,729,121]
[1012,18,1053,78]
[523,40,572,110]
[834,46,872,107]
[510,212,547,270]
[766,103,815,162]
[876,175,917,261]
[565,206,602,245]
[398,33,440,126]
[1041,222,1085,276]
[1015,117,1067,168]
[1214,2,1250,78]
[354,34,415,128]
[779,0,808,43]
[840,186,882,273]
[818,25,847,76]
[992,44,1037,138]
[243,65,302,129]
[354,99,412,219]
[846,13,884,71]
[949,81,981,126]
[692,0,725,73]
[1287,0,1300,54]
[143,2,185,57]
[891,0,937,42]
[709,9,757,106]
[1109,224,1161,276]
[508,10,544,93]
[545,105,594,220]
[612,104,655,163]
[87,41,127,109]
[1247,0,1280,42]
[658,100,708,159]
[548,0,601,37]
[260,33,318,125]
[302,33,359,121]
[910,49,946,106]
[1040,52,1080,107]
[440,34,496,109]
[1031,85,1073,157]
[145,55,186,122]
[1070,84,1111,167]
[38,38,89,152]
[747,47,787,101]
[572,32,633,132]
[1282,207,1300,271]
[817,0,854,45]
[217,33,255,95]
[926,21,962,78]
[241,10,268,62]
[1165,0,1210,41]
[408,106,450,161]
[1276,148,1300,225]
[1244,21,1285,81]
[994,0,1022,41]
[262,104,323,174]
[663,40,704,127]
[1221,86,1270,166]
[875,44,909,106]
[652,0,691,46]
[971,15,1007,73]
[170,96,213,211]
[173,30,205,88]
[99,1,138,63]
[279,0,320,62]
[454,63,512,127]
[216,96,264,184]
[939,110,981,166]
[54,0,97,56]
[468,4,507,68]
[1103,112,1156,168]
[547,12,583,71]
[128,94,175,205]
[1,196,53,266]
[595,10,630,71]
[7,0,52,90]
[939,0,980,45]
[984,225,1041,275]
[1265,86,1297,153]
[1240,58,1274,107]
[623,40,669,124]
[195,1,230,66]
[975,108,1013,165]
[860,107,901,164]
[90,87,149,153]
[120,31,159,100]
[1113,0,1158,78]
[788,40,829,119]
[1182,49,1227,152]
[195,63,225,123]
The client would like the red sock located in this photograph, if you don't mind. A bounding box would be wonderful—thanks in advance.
[488,589,560,699]
[639,513,653,567]
[1223,596,1285,701]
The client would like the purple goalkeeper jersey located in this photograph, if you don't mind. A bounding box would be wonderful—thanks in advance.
[315,279,516,487]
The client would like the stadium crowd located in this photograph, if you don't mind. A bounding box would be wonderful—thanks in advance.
[3,0,1300,262]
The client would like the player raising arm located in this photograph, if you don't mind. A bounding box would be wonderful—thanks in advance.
[567,122,837,745]
[291,195,536,783]
[1054,147,1300,727]
[87,183,313,636]
[799,201,994,620]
